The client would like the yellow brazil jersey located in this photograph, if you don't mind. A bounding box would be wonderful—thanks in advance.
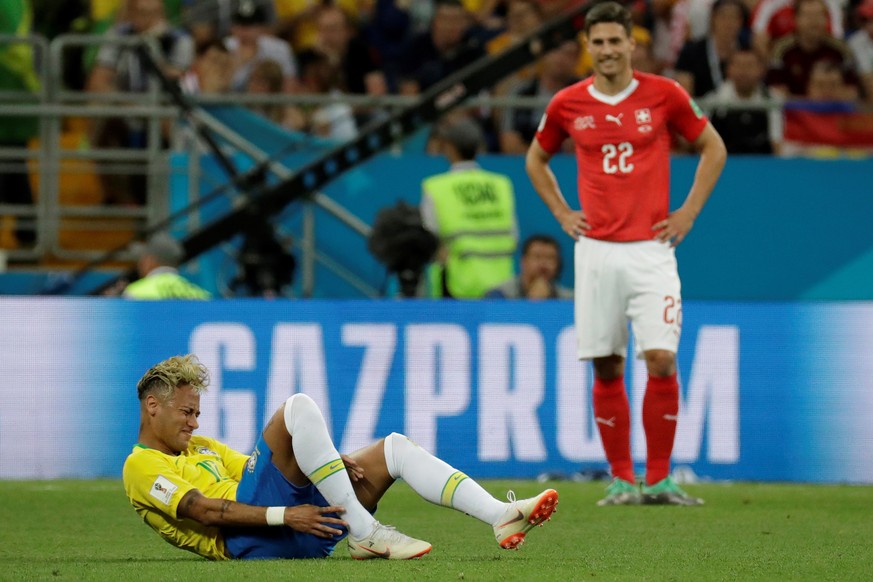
[122,436,250,560]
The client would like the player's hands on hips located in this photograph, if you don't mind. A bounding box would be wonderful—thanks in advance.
[557,208,589,240]
[341,454,364,482]
[284,504,348,538]
[652,206,696,247]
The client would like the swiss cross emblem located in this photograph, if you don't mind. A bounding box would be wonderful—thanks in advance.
[574,115,596,130]
[635,109,652,124]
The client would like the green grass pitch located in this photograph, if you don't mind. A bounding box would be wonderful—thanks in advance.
[1,479,871,581]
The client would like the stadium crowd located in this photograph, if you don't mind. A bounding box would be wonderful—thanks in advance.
[25,0,873,157]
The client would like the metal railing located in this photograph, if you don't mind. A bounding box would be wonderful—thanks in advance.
[1,31,800,293]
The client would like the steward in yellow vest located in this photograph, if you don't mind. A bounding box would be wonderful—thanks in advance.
[421,118,518,298]
[123,233,211,300]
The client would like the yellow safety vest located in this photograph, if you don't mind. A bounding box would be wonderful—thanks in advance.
[423,169,517,299]
[124,272,211,300]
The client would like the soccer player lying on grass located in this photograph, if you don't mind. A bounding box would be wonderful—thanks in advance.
[123,354,559,560]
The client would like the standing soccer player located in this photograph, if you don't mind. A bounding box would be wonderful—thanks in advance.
[526,1,727,506]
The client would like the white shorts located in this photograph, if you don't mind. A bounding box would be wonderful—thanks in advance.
[574,236,681,360]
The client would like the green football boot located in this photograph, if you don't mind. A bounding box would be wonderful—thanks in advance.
[641,476,704,506]
[596,478,642,506]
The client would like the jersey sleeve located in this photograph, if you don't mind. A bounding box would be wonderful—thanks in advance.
[666,80,708,143]
[123,451,198,520]
[211,438,250,482]
[534,92,570,154]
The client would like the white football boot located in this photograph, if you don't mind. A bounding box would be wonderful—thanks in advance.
[492,489,559,550]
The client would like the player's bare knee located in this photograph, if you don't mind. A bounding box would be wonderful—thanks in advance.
[593,355,624,380]
[645,350,676,377]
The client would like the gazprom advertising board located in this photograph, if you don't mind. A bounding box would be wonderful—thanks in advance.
[1,298,871,483]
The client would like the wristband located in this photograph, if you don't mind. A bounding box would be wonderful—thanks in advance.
[265,506,286,526]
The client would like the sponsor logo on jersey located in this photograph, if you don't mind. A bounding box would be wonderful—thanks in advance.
[605,113,623,126]
[149,475,178,506]
[690,98,704,118]
[197,447,218,456]
[574,115,595,130]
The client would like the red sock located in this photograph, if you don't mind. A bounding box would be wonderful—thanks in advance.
[592,376,634,483]
[643,374,680,486]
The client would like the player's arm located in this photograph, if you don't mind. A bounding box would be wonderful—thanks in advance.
[525,139,589,239]
[176,489,347,538]
[653,122,727,246]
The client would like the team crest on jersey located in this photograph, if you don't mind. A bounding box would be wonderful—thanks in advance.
[246,447,260,473]
[197,446,218,456]
[635,108,653,133]
[574,115,595,130]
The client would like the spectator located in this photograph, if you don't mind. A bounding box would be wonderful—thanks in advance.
[86,0,195,205]
[766,0,858,98]
[485,234,573,299]
[359,0,414,92]
[297,4,387,126]
[273,0,359,53]
[179,39,233,94]
[674,0,749,98]
[498,39,580,154]
[123,233,212,299]
[486,0,542,57]
[245,59,289,124]
[398,0,485,95]
[0,0,39,248]
[486,0,545,95]
[805,58,856,101]
[848,0,873,103]
[298,50,358,140]
[630,25,660,74]
[780,60,869,158]
[88,0,194,93]
[645,0,691,74]
[707,48,783,154]
[464,0,505,29]
[225,0,299,92]
[750,0,844,59]
[306,4,386,95]
[421,116,518,298]
[180,0,279,48]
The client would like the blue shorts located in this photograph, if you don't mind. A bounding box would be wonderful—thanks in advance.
[222,436,348,559]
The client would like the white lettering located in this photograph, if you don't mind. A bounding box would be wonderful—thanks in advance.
[405,325,470,454]
[478,325,547,461]
[339,324,396,453]
[266,324,333,435]
[631,354,646,460]
[189,324,257,453]
[673,326,740,463]
[556,326,603,460]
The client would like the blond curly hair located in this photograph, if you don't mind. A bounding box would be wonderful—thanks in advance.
[137,354,210,401]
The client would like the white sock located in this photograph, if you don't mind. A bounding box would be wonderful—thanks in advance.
[383,432,506,525]
[283,394,376,539]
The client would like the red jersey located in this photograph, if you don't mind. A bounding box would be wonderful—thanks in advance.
[535,72,708,242]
